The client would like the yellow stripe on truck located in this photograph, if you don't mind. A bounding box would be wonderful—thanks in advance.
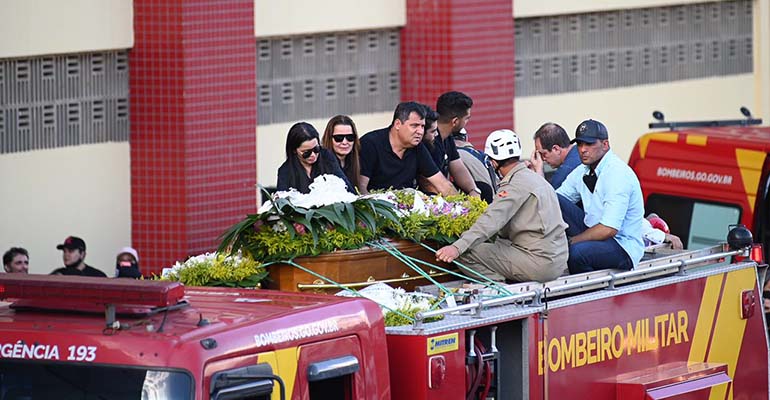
[638,133,678,159]
[707,268,756,400]
[257,347,300,400]
[685,134,708,147]
[688,273,724,363]
[735,148,765,214]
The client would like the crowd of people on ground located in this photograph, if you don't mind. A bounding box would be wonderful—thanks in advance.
[3,236,142,279]
[277,90,684,283]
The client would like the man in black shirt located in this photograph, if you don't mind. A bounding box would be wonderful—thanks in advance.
[50,236,107,277]
[358,102,457,195]
[432,92,481,199]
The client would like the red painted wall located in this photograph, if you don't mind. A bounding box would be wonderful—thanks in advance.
[130,0,257,274]
[402,0,515,149]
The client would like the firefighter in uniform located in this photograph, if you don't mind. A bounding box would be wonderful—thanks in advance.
[436,129,569,282]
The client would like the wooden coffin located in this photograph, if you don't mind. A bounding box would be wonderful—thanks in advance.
[264,240,456,293]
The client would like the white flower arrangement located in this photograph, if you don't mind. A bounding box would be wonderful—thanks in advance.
[160,251,266,287]
[258,174,358,214]
[336,283,439,326]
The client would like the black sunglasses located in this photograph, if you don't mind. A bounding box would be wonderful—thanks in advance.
[300,145,321,159]
[332,134,356,143]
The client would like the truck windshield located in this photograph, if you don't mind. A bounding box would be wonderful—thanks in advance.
[0,361,192,400]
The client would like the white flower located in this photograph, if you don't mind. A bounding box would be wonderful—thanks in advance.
[260,175,357,214]
[451,204,466,217]
[164,251,250,279]
[296,175,357,208]
[271,220,288,233]
[336,282,437,316]
[411,190,430,216]
[359,192,397,204]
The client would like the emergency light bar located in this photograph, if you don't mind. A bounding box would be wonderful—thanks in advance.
[0,274,185,308]
[648,108,763,130]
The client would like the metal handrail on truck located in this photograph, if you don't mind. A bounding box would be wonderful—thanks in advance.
[413,243,750,329]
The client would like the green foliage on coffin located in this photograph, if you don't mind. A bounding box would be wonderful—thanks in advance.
[219,193,401,263]
[218,185,488,264]
[388,190,488,244]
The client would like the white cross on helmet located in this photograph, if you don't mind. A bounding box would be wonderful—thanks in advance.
[484,129,522,160]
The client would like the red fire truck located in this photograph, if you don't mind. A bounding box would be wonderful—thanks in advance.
[629,110,770,260]
[0,275,391,399]
[0,234,766,399]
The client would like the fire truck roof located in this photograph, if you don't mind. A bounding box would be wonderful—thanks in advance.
[0,275,382,365]
[650,125,770,152]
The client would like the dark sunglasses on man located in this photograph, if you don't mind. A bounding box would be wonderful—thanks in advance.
[301,145,321,159]
[332,134,356,143]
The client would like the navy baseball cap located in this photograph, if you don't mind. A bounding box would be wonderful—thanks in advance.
[571,119,609,144]
[56,236,86,251]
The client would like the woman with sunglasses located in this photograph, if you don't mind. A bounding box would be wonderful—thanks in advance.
[321,115,361,191]
[277,122,354,193]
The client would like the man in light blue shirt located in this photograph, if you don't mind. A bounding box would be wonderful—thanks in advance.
[556,119,644,273]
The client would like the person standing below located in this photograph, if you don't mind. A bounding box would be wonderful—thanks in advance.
[529,122,582,189]
[556,119,644,273]
[432,91,481,199]
[277,122,354,193]
[453,128,497,203]
[436,130,569,282]
[50,236,107,277]
[358,102,457,195]
[3,247,29,273]
[322,115,362,192]
[115,246,143,279]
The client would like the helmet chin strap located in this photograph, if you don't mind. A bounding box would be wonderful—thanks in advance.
[492,160,504,179]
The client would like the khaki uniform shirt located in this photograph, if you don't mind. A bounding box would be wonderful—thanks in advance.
[453,162,569,281]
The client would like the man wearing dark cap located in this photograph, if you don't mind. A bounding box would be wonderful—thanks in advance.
[50,236,107,277]
[556,119,644,274]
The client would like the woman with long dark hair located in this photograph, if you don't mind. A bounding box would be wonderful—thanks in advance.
[321,115,361,191]
[277,122,354,193]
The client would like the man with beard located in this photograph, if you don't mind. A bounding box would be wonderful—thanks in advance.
[358,101,456,196]
[556,119,644,274]
[425,91,481,199]
[50,236,107,277]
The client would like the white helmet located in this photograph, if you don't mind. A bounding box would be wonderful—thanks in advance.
[484,129,522,160]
